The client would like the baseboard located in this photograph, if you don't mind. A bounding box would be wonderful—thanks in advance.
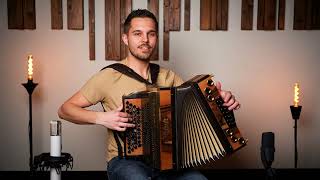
[1,169,319,180]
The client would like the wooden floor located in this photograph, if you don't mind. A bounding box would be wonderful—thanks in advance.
[1,169,319,180]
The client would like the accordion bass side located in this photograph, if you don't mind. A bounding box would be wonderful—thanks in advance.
[122,74,247,171]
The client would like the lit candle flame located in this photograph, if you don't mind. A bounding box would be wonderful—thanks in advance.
[294,83,300,107]
[27,55,33,80]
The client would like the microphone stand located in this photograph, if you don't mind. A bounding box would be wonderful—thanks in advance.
[261,153,276,180]
[261,132,276,180]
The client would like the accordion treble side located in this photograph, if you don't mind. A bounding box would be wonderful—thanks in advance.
[122,74,247,171]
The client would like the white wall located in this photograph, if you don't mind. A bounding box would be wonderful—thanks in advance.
[1,0,320,171]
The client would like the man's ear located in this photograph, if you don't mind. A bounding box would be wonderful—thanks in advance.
[122,34,128,46]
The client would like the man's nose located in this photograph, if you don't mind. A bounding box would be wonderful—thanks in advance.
[141,34,149,42]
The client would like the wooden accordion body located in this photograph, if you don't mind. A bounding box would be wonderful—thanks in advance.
[122,74,247,171]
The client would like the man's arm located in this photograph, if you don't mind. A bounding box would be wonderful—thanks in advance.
[58,91,97,125]
[58,91,135,131]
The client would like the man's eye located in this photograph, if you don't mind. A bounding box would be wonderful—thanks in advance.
[149,33,156,37]
[134,33,141,36]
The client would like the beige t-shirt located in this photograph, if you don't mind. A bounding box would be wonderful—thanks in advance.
[80,58,184,162]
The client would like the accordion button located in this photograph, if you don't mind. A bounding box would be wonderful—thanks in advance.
[226,129,233,136]
[231,136,238,142]
[204,87,212,94]
[238,137,247,144]
[207,79,214,86]
[207,95,214,101]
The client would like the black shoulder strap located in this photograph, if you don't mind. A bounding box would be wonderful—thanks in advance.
[100,62,160,158]
[101,63,160,85]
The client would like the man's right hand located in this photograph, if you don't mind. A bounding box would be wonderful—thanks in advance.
[95,105,135,131]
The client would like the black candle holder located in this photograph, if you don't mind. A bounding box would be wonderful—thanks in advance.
[290,105,302,169]
[22,79,38,172]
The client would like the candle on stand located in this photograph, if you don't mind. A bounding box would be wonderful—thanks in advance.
[27,55,33,81]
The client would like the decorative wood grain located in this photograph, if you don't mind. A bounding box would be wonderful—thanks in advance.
[312,0,320,30]
[211,0,217,30]
[263,0,276,30]
[7,0,36,29]
[200,0,228,30]
[241,0,253,30]
[217,0,228,30]
[200,0,211,30]
[67,0,84,30]
[120,0,132,60]
[169,0,180,31]
[294,0,320,30]
[163,0,170,60]
[51,0,63,29]
[278,0,285,30]
[184,0,190,31]
[23,0,36,29]
[7,0,24,29]
[293,0,307,30]
[148,0,159,60]
[89,0,95,60]
[105,0,121,60]
[257,0,276,30]
[257,0,265,30]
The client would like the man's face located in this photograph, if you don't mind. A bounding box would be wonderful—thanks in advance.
[123,17,158,61]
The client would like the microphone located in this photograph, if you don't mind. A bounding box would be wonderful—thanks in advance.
[50,120,62,180]
[261,132,275,169]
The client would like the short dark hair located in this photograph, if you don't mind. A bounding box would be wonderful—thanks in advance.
[123,9,158,33]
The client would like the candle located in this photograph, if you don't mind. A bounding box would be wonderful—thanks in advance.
[294,83,300,107]
[27,55,33,81]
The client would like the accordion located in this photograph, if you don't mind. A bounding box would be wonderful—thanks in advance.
[122,74,247,170]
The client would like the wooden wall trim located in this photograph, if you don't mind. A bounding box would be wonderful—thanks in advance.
[23,0,36,29]
[7,0,24,29]
[148,0,159,60]
[294,0,320,30]
[51,0,63,29]
[257,0,276,30]
[169,0,180,31]
[120,0,132,60]
[163,0,170,61]
[105,0,120,60]
[200,0,212,30]
[241,0,253,30]
[184,0,190,31]
[278,0,286,30]
[89,0,95,60]
[200,0,228,30]
[7,0,36,29]
[67,0,84,30]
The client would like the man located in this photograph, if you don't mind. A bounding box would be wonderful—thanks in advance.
[58,9,240,180]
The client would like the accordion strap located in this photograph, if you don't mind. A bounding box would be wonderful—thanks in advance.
[100,62,160,158]
[101,63,159,85]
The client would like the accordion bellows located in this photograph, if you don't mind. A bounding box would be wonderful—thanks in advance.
[122,74,247,170]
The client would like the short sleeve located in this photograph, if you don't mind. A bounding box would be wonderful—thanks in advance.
[80,71,109,105]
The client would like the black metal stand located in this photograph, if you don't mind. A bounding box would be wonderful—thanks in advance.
[290,105,302,169]
[22,79,38,172]
[33,152,73,173]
